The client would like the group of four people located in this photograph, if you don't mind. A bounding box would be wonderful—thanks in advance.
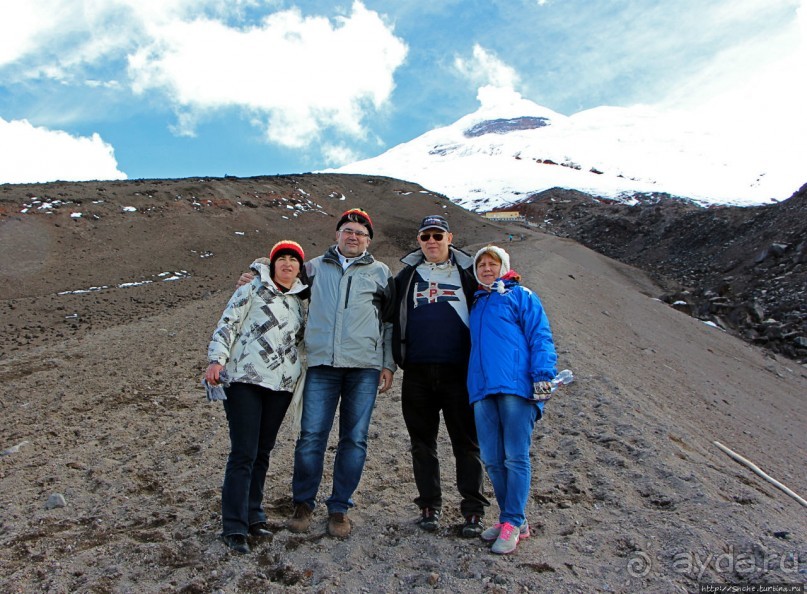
[204,208,558,556]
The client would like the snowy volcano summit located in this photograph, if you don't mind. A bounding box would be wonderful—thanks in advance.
[332,87,801,211]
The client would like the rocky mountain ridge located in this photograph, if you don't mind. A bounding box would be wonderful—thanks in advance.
[516,183,807,364]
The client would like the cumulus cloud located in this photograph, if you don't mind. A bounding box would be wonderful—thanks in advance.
[0,118,126,184]
[127,1,408,147]
[0,2,54,67]
[653,0,807,178]
[454,44,521,90]
[0,1,407,173]
[0,0,199,78]
[322,143,361,167]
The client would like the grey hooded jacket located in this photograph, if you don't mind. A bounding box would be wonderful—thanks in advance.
[304,245,396,371]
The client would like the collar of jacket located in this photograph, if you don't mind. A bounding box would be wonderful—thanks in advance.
[475,275,520,297]
[400,245,473,269]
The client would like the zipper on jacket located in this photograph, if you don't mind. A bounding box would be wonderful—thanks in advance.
[398,269,416,364]
[344,277,352,308]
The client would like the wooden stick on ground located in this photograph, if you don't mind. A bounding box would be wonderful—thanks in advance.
[713,441,807,508]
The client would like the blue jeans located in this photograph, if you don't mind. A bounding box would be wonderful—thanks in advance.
[221,382,292,536]
[292,366,380,514]
[473,394,541,527]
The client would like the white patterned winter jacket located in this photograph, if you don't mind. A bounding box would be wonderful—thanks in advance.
[207,260,307,392]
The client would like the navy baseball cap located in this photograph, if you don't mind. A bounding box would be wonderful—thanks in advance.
[418,215,450,233]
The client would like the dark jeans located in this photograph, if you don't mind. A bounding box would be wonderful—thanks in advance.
[401,364,489,517]
[221,382,292,536]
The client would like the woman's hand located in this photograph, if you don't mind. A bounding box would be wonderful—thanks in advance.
[205,362,224,385]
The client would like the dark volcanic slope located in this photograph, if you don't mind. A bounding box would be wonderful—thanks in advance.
[517,184,807,364]
[0,173,503,357]
[3,174,804,364]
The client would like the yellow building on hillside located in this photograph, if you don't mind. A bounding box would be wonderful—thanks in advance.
[482,210,526,222]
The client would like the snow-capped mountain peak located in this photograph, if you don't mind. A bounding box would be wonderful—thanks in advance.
[330,86,799,210]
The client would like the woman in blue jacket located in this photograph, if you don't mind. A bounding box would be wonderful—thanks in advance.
[467,245,557,554]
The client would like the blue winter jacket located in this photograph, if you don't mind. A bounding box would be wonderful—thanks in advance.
[467,275,557,407]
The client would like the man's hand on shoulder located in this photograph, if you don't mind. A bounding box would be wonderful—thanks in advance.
[237,272,254,288]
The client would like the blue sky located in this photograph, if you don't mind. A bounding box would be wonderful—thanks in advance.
[0,0,804,184]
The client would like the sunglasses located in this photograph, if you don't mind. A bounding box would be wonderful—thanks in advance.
[419,232,445,242]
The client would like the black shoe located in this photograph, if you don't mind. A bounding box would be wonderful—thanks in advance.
[222,533,250,554]
[460,514,483,538]
[417,508,440,532]
[248,522,272,538]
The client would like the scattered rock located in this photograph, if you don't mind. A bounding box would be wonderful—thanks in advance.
[45,493,66,509]
[0,440,29,456]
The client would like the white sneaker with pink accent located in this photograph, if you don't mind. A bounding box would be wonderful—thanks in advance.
[491,522,521,554]
[480,520,530,542]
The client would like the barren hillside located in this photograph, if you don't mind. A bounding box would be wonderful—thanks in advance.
[1,174,805,593]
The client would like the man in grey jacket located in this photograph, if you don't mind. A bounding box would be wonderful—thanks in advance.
[242,208,395,538]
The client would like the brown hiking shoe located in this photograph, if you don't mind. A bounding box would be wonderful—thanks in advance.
[287,503,313,533]
[327,512,351,538]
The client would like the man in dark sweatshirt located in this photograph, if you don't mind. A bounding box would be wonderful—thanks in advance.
[391,215,489,537]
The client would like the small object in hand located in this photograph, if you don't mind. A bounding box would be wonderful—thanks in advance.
[532,381,553,401]
[203,369,230,401]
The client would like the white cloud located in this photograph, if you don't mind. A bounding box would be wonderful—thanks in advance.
[127,1,408,148]
[651,0,807,187]
[0,2,57,67]
[453,44,521,90]
[0,118,126,183]
[659,3,804,111]
[0,0,407,170]
[322,143,361,167]
[0,0,264,80]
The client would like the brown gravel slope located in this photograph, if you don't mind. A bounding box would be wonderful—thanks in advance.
[1,174,805,593]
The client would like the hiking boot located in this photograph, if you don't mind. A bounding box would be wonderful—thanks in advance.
[287,503,313,533]
[481,520,530,542]
[491,522,520,554]
[248,522,272,538]
[417,507,440,532]
[460,514,483,538]
[222,533,250,554]
[327,512,352,538]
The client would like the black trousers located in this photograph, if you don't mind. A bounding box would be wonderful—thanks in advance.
[221,382,292,536]
[401,364,489,517]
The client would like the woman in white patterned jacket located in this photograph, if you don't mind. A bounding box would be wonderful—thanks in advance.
[205,240,309,554]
